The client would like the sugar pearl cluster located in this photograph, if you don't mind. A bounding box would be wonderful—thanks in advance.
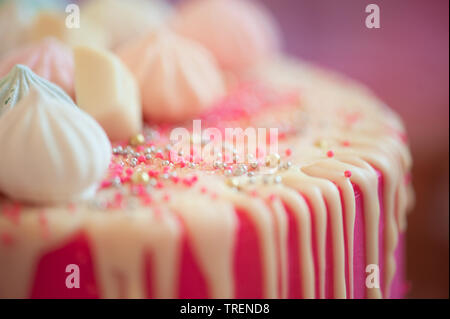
[91,125,298,209]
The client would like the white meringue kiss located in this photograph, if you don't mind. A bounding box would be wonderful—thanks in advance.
[0,88,111,204]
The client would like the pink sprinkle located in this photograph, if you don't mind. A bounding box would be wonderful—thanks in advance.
[149,170,159,178]
[172,176,180,184]
[163,166,170,173]
[1,232,14,246]
[327,150,334,158]
[250,190,258,197]
[182,178,193,187]
[200,187,207,194]
[0,233,14,246]
[163,194,170,202]
[155,152,164,159]
[285,148,292,156]
[120,175,131,184]
[100,180,112,189]
[179,161,186,168]
[342,140,351,147]
[344,170,352,178]
[141,194,153,206]
[269,194,278,202]
[2,202,21,225]
[138,155,146,163]
[113,167,123,175]
[114,192,124,207]
[126,168,134,176]
[135,185,147,196]
[136,146,145,152]
[211,193,218,200]
[156,182,164,189]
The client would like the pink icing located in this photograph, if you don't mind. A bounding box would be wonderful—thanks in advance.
[28,173,407,299]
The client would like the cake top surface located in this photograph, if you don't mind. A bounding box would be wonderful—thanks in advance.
[0,58,411,213]
[0,0,414,300]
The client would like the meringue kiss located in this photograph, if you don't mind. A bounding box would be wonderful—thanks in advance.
[117,30,225,122]
[0,64,75,116]
[0,38,75,98]
[0,88,111,204]
[172,0,280,72]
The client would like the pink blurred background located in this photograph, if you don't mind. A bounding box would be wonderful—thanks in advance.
[253,0,449,299]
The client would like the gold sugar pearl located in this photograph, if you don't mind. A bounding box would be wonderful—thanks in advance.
[265,153,281,168]
[132,171,150,184]
[314,139,329,150]
[130,133,145,146]
[226,177,240,188]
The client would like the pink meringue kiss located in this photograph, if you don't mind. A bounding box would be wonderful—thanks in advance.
[0,37,74,98]
[117,30,225,123]
[172,0,281,72]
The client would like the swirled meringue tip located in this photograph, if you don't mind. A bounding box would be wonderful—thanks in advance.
[81,0,173,49]
[0,88,111,205]
[0,38,75,98]
[117,29,226,123]
[0,64,75,117]
[172,0,281,72]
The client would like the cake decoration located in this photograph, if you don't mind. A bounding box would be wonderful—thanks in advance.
[74,46,142,141]
[0,64,75,116]
[0,38,75,98]
[117,30,225,123]
[172,0,280,72]
[0,88,111,204]
[81,0,173,49]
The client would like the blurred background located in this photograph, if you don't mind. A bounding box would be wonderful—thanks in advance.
[252,0,449,299]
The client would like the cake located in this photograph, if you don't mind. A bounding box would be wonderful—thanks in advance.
[0,0,413,299]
